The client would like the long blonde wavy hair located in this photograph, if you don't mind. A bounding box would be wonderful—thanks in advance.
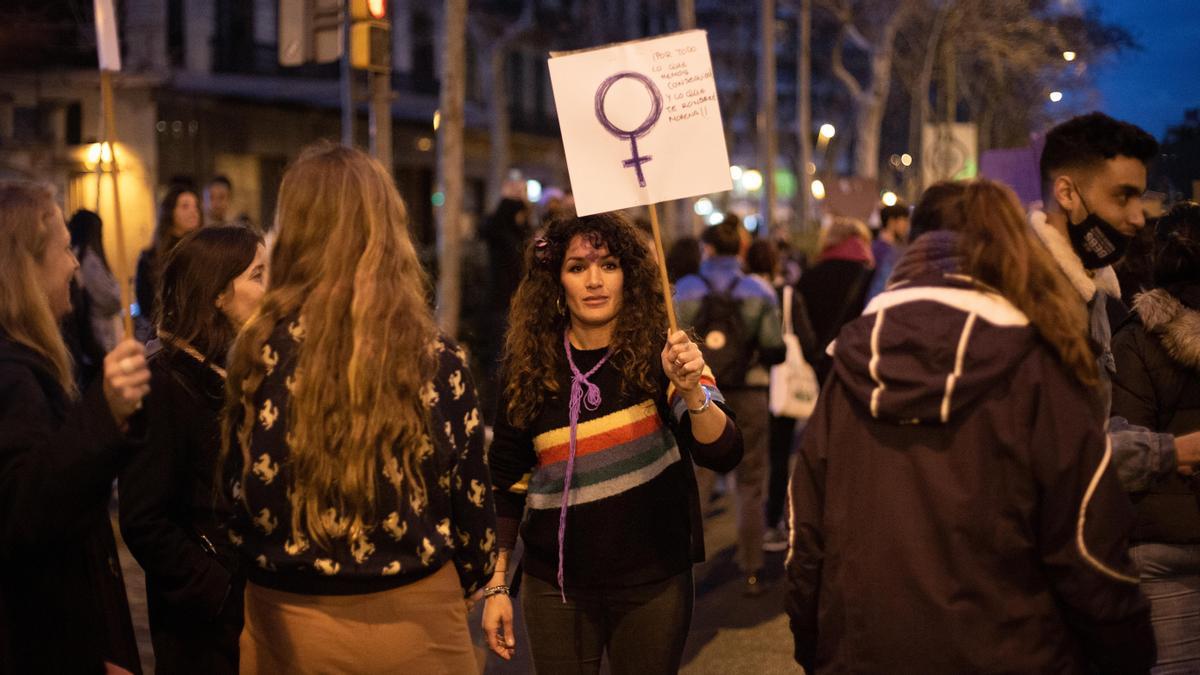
[0,181,76,397]
[221,144,438,550]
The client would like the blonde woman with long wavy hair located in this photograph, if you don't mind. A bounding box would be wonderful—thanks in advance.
[220,145,497,673]
[0,180,149,672]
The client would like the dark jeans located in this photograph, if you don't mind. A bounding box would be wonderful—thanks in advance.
[521,570,694,675]
[766,414,800,529]
[1130,542,1200,674]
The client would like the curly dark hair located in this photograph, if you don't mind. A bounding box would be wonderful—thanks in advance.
[502,211,668,428]
[1039,112,1158,198]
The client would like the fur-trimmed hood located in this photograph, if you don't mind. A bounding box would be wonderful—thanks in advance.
[1029,210,1121,301]
[1132,288,1200,371]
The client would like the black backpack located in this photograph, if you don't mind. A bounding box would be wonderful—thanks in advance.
[693,275,752,388]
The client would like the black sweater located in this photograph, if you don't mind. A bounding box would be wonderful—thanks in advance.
[227,320,498,596]
[0,335,142,674]
[489,345,743,591]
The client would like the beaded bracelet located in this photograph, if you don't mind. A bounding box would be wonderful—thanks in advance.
[481,585,510,599]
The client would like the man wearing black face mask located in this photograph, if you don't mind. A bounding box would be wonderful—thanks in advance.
[1033,112,1200,496]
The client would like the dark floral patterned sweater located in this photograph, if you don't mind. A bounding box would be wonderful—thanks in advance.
[226,316,497,596]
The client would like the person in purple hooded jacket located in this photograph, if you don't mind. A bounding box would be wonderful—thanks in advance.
[786,179,1154,674]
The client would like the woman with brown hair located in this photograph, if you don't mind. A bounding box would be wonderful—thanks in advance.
[220,145,497,673]
[120,226,266,673]
[0,180,150,673]
[135,185,202,337]
[796,217,875,382]
[786,179,1154,673]
[483,212,743,673]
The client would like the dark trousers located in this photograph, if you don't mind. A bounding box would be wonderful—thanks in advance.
[521,570,694,675]
[766,413,800,528]
[695,388,769,573]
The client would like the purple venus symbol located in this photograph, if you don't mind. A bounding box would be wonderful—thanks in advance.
[594,72,664,188]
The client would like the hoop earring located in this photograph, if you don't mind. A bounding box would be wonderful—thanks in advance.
[556,296,565,316]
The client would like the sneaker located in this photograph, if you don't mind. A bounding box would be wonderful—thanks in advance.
[743,572,767,597]
[762,526,788,552]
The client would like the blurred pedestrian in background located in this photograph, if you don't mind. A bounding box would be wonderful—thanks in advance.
[135,185,202,339]
[68,209,122,353]
[796,217,874,382]
[676,217,783,596]
[665,236,701,284]
[867,201,910,301]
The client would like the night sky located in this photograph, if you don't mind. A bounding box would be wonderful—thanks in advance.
[1091,0,1200,139]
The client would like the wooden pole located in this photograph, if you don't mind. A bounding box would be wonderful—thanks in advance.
[99,70,135,339]
[93,147,103,213]
[647,203,678,334]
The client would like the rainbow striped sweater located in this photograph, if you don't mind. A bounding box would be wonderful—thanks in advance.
[489,344,742,590]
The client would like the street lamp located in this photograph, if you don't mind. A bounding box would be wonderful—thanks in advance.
[86,141,113,167]
[819,123,836,140]
[742,169,764,192]
[881,191,898,207]
[1062,51,1076,62]
[1049,91,1063,103]
[900,153,912,167]
[811,179,826,200]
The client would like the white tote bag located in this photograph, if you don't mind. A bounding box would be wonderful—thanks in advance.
[769,285,819,420]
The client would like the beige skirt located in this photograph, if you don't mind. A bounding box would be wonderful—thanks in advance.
[240,564,476,674]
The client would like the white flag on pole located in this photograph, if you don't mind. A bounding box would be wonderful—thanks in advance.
[94,0,122,72]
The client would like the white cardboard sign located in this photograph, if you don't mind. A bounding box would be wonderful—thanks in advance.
[94,0,122,72]
[548,30,732,217]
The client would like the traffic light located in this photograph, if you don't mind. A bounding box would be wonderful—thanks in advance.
[351,0,388,20]
[350,0,391,72]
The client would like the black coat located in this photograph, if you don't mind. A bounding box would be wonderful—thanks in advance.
[1111,284,1200,544]
[796,258,872,382]
[119,345,243,674]
[0,334,142,674]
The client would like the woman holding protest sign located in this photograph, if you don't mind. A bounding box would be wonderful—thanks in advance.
[482,211,743,673]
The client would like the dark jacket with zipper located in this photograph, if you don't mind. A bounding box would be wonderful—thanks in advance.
[0,334,142,674]
[786,232,1154,674]
[1111,283,1200,544]
[119,343,243,673]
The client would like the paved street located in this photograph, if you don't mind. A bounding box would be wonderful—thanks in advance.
[117,485,801,674]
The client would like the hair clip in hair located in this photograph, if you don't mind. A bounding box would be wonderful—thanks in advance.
[533,237,552,267]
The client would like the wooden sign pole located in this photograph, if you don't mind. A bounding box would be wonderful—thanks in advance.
[99,70,135,339]
[646,203,678,334]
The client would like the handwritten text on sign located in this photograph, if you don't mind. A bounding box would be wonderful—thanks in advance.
[549,30,732,217]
